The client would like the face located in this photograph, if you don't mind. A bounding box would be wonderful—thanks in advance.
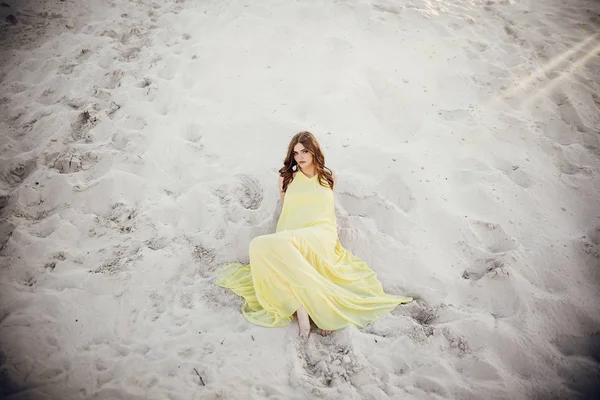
[293,142,313,170]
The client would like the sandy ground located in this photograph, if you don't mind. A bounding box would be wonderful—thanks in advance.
[1,0,599,399]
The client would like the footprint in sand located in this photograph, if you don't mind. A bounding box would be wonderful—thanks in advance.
[540,91,584,146]
[75,47,92,63]
[180,122,208,154]
[192,244,218,278]
[106,202,137,233]
[58,63,78,75]
[559,162,593,177]
[0,157,37,187]
[233,174,264,211]
[48,151,99,174]
[553,91,600,157]
[455,358,502,381]
[92,242,142,275]
[437,108,476,125]
[143,236,169,251]
[401,299,439,327]
[138,77,153,89]
[104,69,124,89]
[69,110,98,143]
[0,221,15,251]
[581,127,600,158]
[110,129,142,151]
[178,291,195,309]
[372,3,403,16]
[6,82,30,95]
[463,257,512,280]
[337,189,412,243]
[21,271,37,289]
[147,291,167,322]
[575,225,600,284]
[440,327,470,357]
[539,139,594,177]
[460,219,518,280]
[503,22,527,47]
[44,261,57,272]
[0,155,39,236]
[92,257,123,276]
[119,26,143,45]
[292,338,362,389]
[213,174,264,224]
[182,122,203,144]
[119,47,141,62]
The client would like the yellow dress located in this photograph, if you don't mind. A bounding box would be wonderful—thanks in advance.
[216,171,413,330]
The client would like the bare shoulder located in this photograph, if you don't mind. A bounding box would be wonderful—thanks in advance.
[278,175,284,192]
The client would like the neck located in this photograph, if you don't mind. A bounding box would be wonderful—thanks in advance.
[300,165,316,177]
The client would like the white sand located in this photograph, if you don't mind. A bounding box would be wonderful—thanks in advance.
[1,0,599,398]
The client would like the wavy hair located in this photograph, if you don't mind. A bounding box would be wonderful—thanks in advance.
[278,131,334,192]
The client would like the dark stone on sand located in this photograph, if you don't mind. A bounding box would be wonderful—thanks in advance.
[5,14,17,24]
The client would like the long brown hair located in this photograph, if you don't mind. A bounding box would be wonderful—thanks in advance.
[278,131,334,192]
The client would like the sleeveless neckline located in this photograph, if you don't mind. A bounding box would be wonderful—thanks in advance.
[298,171,317,180]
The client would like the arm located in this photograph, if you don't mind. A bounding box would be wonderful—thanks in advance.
[279,172,298,208]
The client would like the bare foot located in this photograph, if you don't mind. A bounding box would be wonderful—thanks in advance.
[320,330,333,336]
[296,306,310,339]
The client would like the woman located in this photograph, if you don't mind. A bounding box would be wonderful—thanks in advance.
[216,131,412,339]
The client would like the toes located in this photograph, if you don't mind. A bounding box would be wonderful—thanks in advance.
[299,328,310,340]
